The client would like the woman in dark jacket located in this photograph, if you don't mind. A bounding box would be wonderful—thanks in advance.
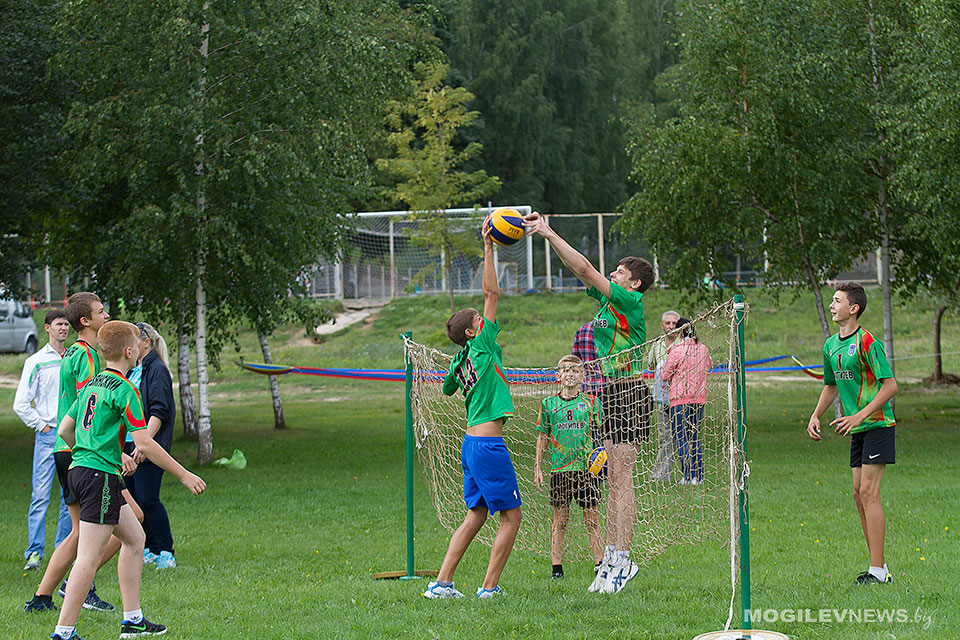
[127,322,178,569]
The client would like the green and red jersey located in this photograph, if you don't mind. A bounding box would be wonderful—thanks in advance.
[535,392,601,472]
[55,339,101,453]
[586,282,646,377]
[822,326,896,433]
[442,316,514,427]
[68,369,146,475]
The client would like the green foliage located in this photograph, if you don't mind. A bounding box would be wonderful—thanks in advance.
[0,0,62,297]
[379,61,501,311]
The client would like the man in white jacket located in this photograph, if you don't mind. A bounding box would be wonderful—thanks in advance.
[14,309,72,570]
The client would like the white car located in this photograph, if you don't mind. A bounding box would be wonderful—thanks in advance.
[0,299,39,354]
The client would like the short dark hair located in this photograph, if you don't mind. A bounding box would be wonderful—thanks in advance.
[446,308,478,347]
[619,257,655,293]
[65,292,101,332]
[675,317,697,341]
[44,309,67,326]
[836,282,867,318]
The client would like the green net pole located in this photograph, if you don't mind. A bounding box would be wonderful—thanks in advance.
[402,331,417,579]
[734,295,751,629]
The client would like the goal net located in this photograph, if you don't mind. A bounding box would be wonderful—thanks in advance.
[405,299,747,569]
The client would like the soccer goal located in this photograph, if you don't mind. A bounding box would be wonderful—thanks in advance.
[403,295,753,631]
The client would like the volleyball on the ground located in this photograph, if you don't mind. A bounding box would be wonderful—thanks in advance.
[485,208,525,246]
[587,446,607,477]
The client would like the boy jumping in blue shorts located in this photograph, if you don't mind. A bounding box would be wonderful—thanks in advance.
[422,219,522,600]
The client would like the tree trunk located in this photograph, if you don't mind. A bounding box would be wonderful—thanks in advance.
[798,228,841,419]
[177,327,198,439]
[195,266,212,464]
[258,327,286,429]
[933,303,946,382]
[194,5,212,465]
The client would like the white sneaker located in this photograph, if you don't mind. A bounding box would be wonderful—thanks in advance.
[690,477,702,485]
[476,586,503,599]
[679,477,689,485]
[422,581,464,599]
[601,561,639,594]
[588,563,612,592]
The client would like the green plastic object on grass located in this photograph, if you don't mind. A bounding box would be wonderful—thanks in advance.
[213,448,247,470]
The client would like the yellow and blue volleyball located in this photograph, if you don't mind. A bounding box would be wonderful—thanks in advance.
[486,208,525,246]
[587,446,607,477]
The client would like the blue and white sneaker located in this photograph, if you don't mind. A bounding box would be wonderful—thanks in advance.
[155,551,176,570]
[600,560,639,594]
[50,630,85,640]
[422,581,464,599]
[476,586,503,599]
[588,563,612,592]
[143,550,160,565]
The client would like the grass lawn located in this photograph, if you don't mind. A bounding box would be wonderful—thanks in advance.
[0,290,957,639]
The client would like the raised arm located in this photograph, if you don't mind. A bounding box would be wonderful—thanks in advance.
[481,217,498,322]
[523,212,610,296]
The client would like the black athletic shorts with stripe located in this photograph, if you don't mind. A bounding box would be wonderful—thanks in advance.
[68,466,127,525]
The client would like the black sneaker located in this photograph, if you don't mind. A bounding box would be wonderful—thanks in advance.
[82,584,114,611]
[856,571,892,585]
[56,581,67,598]
[551,571,564,580]
[120,618,167,638]
[24,594,57,613]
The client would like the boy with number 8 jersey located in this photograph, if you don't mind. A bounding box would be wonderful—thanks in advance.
[51,321,205,640]
[422,219,521,600]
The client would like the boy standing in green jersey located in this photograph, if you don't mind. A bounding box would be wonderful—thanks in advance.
[807,282,898,585]
[52,321,205,640]
[422,220,521,600]
[26,292,127,614]
[523,211,653,594]
[534,355,604,580]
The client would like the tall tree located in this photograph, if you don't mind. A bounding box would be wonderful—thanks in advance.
[51,0,431,462]
[379,62,501,313]
[623,0,871,338]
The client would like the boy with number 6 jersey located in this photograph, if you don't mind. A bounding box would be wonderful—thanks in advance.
[534,355,604,580]
[422,219,521,600]
[51,321,205,640]
[807,282,897,586]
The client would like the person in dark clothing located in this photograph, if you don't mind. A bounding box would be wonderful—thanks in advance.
[126,322,178,569]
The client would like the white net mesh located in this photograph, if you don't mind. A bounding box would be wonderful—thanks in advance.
[406,299,747,567]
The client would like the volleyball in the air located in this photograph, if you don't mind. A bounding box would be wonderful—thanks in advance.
[485,208,525,246]
[587,446,607,477]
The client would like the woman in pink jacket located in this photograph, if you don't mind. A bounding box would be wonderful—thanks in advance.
[662,318,713,484]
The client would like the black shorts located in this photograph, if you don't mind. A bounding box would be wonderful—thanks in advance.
[68,466,126,525]
[55,451,78,505]
[600,377,651,445]
[850,426,895,467]
[549,470,602,509]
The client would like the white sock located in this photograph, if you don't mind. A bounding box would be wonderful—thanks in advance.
[124,608,144,623]
[54,626,75,639]
[603,545,615,563]
[868,565,887,580]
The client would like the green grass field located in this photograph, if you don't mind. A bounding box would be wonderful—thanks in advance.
[1,290,957,639]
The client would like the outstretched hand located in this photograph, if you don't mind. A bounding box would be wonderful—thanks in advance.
[521,211,548,236]
[481,215,493,247]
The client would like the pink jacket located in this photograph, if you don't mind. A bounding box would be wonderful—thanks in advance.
[662,338,713,406]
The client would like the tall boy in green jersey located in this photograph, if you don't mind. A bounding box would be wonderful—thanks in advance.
[422,220,521,600]
[534,355,604,580]
[524,211,653,594]
[25,292,123,614]
[807,282,898,586]
[53,321,205,640]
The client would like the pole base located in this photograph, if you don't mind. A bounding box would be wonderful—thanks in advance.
[371,569,439,580]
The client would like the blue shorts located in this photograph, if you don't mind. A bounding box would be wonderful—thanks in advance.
[461,435,522,514]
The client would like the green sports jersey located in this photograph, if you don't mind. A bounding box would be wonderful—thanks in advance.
[822,326,895,433]
[586,283,646,377]
[55,340,101,453]
[536,392,601,472]
[68,369,146,475]
[442,316,514,427]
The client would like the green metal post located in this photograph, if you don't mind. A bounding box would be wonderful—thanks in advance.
[400,331,419,580]
[734,295,751,631]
